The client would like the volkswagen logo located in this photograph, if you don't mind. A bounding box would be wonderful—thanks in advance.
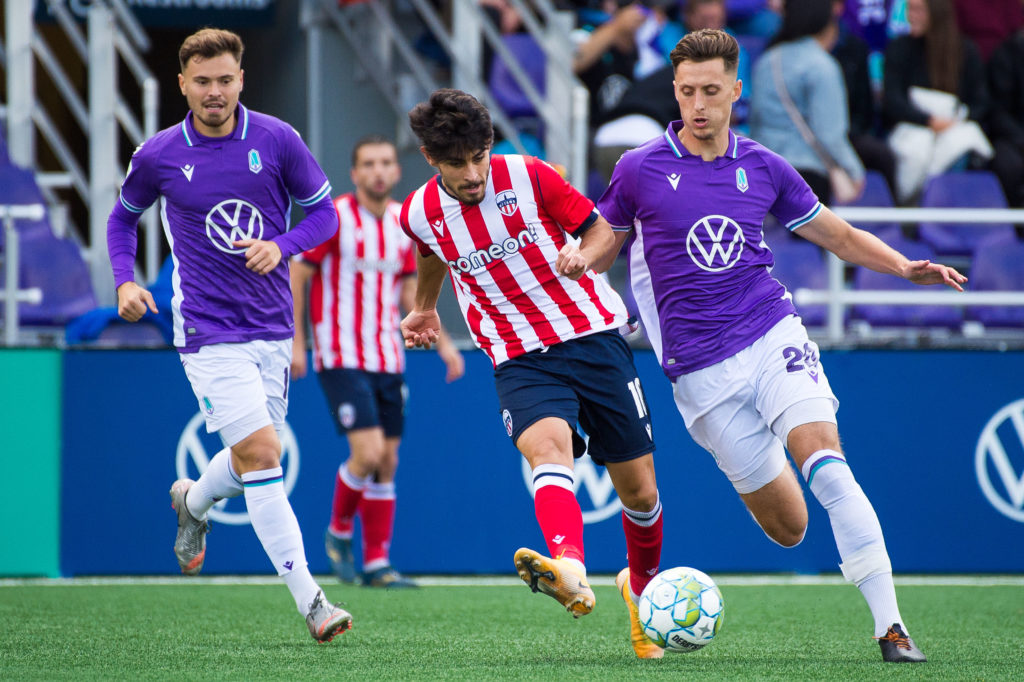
[175,411,300,525]
[686,214,745,272]
[975,398,1024,523]
[205,199,265,254]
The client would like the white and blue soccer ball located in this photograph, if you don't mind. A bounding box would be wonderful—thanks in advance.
[638,566,725,653]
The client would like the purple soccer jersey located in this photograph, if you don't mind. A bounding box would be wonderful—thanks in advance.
[114,104,332,351]
[598,123,822,379]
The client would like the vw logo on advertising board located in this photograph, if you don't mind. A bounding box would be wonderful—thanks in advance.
[175,411,300,525]
[520,454,621,524]
[975,398,1024,523]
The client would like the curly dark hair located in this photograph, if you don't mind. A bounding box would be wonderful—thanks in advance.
[408,89,494,163]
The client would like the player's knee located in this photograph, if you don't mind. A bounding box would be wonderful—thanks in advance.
[760,510,808,548]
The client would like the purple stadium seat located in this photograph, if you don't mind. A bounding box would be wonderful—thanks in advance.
[769,235,828,326]
[851,227,962,328]
[965,232,1024,328]
[918,171,1015,257]
[834,169,900,237]
[0,163,97,325]
[489,33,546,119]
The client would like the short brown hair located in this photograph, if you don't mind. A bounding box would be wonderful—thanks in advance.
[351,135,397,167]
[408,89,494,163]
[178,28,244,73]
[669,29,739,73]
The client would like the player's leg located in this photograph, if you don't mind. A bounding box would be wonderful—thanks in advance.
[317,368,385,583]
[782,417,925,661]
[240,340,350,641]
[358,374,416,588]
[512,416,596,617]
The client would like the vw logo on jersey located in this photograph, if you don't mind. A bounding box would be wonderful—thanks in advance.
[975,398,1024,523]
[206,199,265,254]
[495,190,519,217]
[175,411,301,526]
[686,214,746,272]
[248,148,263,174]
[519,452,622,524]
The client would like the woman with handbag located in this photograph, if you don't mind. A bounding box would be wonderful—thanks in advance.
[749,0,865,206]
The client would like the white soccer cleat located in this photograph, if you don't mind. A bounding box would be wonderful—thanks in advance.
[305,590,353,643]
[169,479,209,576]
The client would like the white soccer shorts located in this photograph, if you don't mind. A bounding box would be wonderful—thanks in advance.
[180,339,291,446]
[671,315,839,494]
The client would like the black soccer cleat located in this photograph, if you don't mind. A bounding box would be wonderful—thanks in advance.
[877,623,927,663]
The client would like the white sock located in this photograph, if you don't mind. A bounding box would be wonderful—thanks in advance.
[802,449,903,636]
[188,448,243,519]
[242,467,320,614]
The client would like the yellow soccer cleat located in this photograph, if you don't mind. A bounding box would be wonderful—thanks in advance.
[616,568,665,659]
[513,547,595,618]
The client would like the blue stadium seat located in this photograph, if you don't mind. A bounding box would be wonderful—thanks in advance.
[964,232,1024,328]
[851,227,962,328]
[918,171,1015,257]
[0,163,97,326]
[489,33,546,119]
[769,235,828,326]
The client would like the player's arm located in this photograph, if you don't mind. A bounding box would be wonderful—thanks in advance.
[400,251,447,350]
[796,206,967,290]
[108,168,157,323]
[400,275,464,382]
[290,259,316,378]
[557,214,618,280]
[590,226,630,274]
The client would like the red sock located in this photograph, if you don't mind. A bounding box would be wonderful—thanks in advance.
[623,506,663,598]
[328,464,364,537]
[534,484,585,563]
[360,482,395,568]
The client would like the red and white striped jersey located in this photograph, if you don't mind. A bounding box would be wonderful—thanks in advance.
[302,193,416,373]
[400,154,627,366]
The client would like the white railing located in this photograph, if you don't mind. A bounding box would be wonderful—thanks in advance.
[795,207,1024,341]
[1,204,46,346]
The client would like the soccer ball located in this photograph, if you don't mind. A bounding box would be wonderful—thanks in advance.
[638,566,724,653]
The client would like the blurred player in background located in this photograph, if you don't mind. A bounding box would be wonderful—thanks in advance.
[290,135,464,589]
[599,28,968,662]
[399,88,665,659]
[106,28,351,643]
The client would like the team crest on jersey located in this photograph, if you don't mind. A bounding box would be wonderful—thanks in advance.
[248,149,263,174]
[502,409,514,437]
[736,167,749,193]
[495,190,519,216]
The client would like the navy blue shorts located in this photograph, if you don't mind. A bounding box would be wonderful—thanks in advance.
[317,368,406,437]
[493,330,655,464]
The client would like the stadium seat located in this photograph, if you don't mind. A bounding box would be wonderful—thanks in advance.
[489,33,546,119]
[834,169,901,237]
[918,171,1015,257]
[0,163,97,326]
[850,227,962,328]
[768,235,828,326]
[964,231,1024,328]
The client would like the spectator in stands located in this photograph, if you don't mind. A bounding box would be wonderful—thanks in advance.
[952,0,1023,63]
[831,0,897,196]
[570,2,648,125]
[882,0,993,203]
[726,0,781,38]
[987,27,1024,208]
[750,0,865,204]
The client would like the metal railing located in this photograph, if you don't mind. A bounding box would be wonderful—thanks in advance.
[3,0,159,306]
[1,204,46,346]
[795,206,1024,341]
[303,0,590,189]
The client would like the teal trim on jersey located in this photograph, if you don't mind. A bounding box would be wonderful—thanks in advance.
[786,202,822,230]
[119,194,146,213]
[180,118,193,147]
[663,130,683,158]
[730,131,738,158]
[239,105,249,140]
[296,180,331,206]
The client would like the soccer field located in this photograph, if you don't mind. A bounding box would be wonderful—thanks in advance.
[1,576,1022,680]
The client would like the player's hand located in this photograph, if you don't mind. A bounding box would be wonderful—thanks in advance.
[902,259,968,292]
[234,238,282,275]
[116,281,158,322]
[439,344,465,383]
[556,243,589,280]
[291,341,308,379]
[401,309,441,349]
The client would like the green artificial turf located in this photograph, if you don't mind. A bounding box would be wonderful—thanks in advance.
[1,580,1021,680]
